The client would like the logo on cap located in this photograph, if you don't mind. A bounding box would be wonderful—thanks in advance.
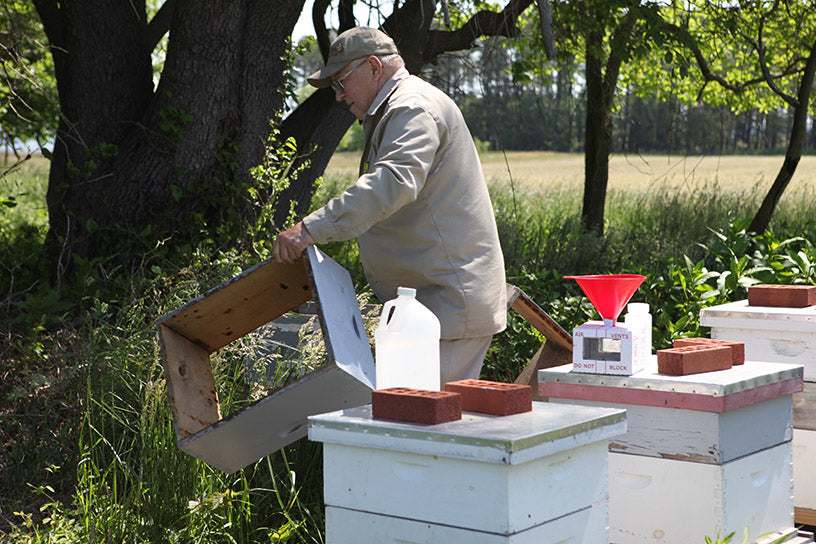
[329,42,344,57]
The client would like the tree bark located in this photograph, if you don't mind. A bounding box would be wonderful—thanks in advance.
[34,0,303,277]
[580,7,631,236]
[582,29,610,236]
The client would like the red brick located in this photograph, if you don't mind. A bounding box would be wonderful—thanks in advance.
[657,345,733,376]
[673,337,745,365]
[444,379,532,415]
[372,388,462,425]
[748,284,816,308]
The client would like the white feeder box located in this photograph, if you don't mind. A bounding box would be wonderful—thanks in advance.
[567,274,650,376]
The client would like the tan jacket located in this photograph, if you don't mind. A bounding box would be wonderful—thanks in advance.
[304,68,506,339]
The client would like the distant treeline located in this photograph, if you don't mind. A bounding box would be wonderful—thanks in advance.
[325,37,816,156]
[458,91,815,155]
[407,35,816,157]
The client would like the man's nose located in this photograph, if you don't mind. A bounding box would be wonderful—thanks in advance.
[334,88,345,101]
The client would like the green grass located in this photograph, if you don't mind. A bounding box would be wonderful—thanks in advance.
[3,152,816,542]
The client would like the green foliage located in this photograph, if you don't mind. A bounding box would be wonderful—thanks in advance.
[5,152,816,542]
[481,176,816,381]
[1,117,325,542]
[336,122,364,152]
[625,0,816,115]
[65,142,119,182]
[247,119,311,256]
[157,103,194,151]
[0,1,59,152]
[3,242,328,543]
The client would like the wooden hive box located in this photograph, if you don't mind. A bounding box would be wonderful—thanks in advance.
[157,246,375,473]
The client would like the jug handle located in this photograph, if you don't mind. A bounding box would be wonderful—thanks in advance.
[379,299,404,332]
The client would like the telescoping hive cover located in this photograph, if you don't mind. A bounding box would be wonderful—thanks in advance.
[157,246,375,473]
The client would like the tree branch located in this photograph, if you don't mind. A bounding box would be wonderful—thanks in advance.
[745,0,798,107]
[425,0,535,62]
[662,21,744,95]
[536,0,556,60]
[31,0,62,48]
[603,3,639,106]
[146,0,176,54]
[338,0,355,30]
[313,0,331,59]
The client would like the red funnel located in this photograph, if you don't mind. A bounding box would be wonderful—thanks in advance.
[565,274,645,326]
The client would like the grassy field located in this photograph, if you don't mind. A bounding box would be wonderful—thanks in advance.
[327,150,816,198]
[1,156,49,227]
[8,152,816,222]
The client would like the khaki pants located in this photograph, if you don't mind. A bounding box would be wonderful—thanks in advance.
[440,335,493,386]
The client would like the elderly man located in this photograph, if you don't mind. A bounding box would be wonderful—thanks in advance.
[273,27,506,384]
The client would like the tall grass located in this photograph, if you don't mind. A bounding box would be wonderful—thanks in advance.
[3,153,816,542]
[3,251,327,542]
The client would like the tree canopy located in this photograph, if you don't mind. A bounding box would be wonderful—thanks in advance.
[10,0,544,283]
[4,0,815,276]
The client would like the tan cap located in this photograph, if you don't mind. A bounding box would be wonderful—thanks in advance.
[307,27,399,88]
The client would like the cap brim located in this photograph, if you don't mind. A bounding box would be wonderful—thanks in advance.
[307,58,349,88]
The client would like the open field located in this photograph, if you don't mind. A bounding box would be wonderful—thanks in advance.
[8,152,816,205]
[327,150,816,198]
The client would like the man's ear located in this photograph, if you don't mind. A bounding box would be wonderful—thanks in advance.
[368,55,384,78]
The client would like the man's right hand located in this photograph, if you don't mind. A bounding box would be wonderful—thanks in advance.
[272,221,315,264]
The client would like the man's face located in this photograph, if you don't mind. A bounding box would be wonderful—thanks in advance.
[331,57,379,121]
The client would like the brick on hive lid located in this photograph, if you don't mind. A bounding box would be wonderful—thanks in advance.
[444,379,533,415]
[748,284,816,308]
[673,337,745,365]
[657,344,733,376]
[372,388,462,425]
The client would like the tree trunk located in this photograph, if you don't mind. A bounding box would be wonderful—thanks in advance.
[582,30,610,236]
[35,0,305,278]
[748,40,816,235]
[581,15,627,237]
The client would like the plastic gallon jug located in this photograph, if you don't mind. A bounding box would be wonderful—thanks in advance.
[624,302,653,361]
[375,286,441,391]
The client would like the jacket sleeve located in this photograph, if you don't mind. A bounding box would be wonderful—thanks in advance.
[303,101,442,243]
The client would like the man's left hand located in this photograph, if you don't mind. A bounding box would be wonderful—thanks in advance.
[273,221,315,264]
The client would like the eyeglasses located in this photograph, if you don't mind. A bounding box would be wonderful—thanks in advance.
[330,59,368,93]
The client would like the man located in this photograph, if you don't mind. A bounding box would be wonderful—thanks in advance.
[273,27,506,384]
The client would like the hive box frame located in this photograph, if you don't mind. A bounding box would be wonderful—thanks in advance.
[157,246,375,473]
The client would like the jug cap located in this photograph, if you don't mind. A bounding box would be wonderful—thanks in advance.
[627,302,650,313]
[397,286,416,297]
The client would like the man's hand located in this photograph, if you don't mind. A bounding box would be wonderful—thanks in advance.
[273,221,315,264]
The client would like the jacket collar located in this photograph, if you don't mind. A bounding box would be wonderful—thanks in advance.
[365,67,410,120]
